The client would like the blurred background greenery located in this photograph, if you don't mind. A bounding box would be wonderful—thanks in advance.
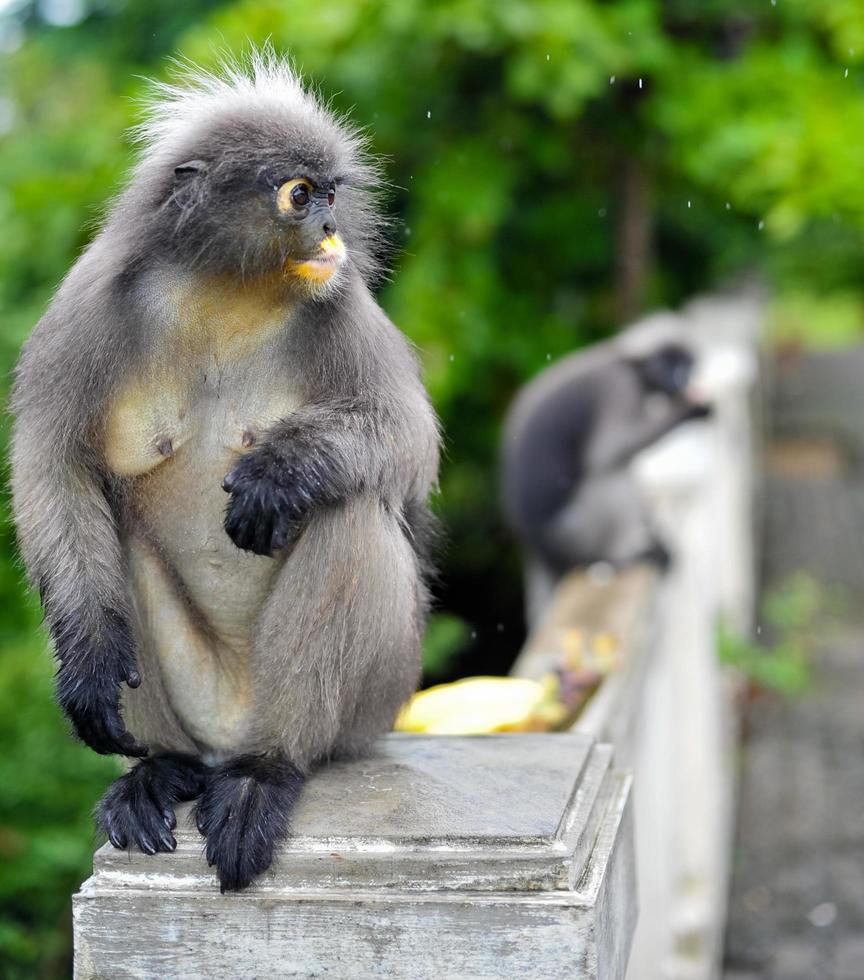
[1,0,863,974]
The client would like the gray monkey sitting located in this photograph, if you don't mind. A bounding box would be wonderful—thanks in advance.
[501,334,710,624]
[10,55,439,892]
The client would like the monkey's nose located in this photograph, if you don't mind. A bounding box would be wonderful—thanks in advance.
[323,218,337,235]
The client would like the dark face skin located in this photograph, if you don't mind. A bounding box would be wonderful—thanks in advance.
[273,175,338,250]
[156,112,365,285]
[632,344,695,397]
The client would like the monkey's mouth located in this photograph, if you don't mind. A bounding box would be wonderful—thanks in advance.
[286,234,346,283]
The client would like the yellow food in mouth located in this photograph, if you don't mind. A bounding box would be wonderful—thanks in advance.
[286,234,346,282]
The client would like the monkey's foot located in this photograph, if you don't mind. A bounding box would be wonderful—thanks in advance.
[193,755,305,892]
[97,753,208,855]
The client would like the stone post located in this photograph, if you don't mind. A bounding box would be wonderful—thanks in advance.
[74,734,636,979]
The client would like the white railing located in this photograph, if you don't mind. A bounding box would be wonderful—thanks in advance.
[513,287,762,979]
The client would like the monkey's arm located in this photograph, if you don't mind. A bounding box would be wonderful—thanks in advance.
[222,288,438,556]
[587,398,710,473]
[11,304,147,757]
[223,393,437,556]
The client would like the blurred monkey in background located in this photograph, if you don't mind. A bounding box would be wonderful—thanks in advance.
[11,53,439,892]
[501,324,710,625]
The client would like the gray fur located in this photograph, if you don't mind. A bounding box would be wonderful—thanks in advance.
[10,53,439,886]
[501,336,706,625]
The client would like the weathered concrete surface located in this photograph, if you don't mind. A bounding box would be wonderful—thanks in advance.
[74,734,636,979]
[723,347,864,979]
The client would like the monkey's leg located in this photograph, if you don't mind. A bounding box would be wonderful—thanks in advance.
[193,754,305,893]
[97,753,208,854]
[191,497,422,893]
[544,472,657,570]
[249,495,423,765]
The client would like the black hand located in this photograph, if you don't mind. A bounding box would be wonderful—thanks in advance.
[684,400,713,421]
[54,610,148,758]
[222,441,342,556]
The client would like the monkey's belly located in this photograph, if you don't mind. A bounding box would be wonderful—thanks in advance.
[108,367,299,750]
[127,454,284,752]
[127,538,262,752]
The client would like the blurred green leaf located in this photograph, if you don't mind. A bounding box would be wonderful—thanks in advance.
[422,613,472,680]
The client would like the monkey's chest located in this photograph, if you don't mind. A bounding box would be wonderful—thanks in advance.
[105,355,300,642]
[103,352,299,478]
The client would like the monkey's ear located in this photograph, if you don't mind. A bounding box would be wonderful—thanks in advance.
[173,160,208,182]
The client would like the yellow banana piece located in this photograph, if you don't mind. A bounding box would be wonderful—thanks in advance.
[395,675,566,734]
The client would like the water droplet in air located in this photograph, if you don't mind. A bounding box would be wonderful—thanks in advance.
[449,354,455,362]
[638,78,643,89]
[610,75,616,85]
[426,110,431,119]
[687,200,692,208]
[758,220,765,230]
[808,903,836,928]
[546,54,550,62]
[725,202,731,210]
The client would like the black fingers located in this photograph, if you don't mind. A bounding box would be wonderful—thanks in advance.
[70,700,149,758]
[97,753,209,856]
[222,440,342,556]
[52,607,149,757]
[684,401,713,421]
[223,476,302,556]
[640,539,673,572]
[193,754,305,892]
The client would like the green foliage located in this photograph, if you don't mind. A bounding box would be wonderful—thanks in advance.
[0,1,863,973]
[717,573,835,697]
[0,630,121,978]
[768,290,864,349]
[422,613,473,681]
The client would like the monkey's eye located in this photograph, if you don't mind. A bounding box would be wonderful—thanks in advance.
[276,178,313,213]
[291,183,310,207]
[327,185,336,207]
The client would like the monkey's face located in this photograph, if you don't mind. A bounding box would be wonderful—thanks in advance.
[272,175,346,288]
[633,345,695,397]
[162,112,378,294]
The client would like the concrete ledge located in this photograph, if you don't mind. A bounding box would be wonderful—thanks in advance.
[74,734,636,979]
[511,564,660,753]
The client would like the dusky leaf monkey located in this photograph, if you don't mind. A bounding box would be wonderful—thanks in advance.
[11,53,439,892]
[501,326,710,625]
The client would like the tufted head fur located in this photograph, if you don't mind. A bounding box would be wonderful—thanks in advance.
[108,49,386,290]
